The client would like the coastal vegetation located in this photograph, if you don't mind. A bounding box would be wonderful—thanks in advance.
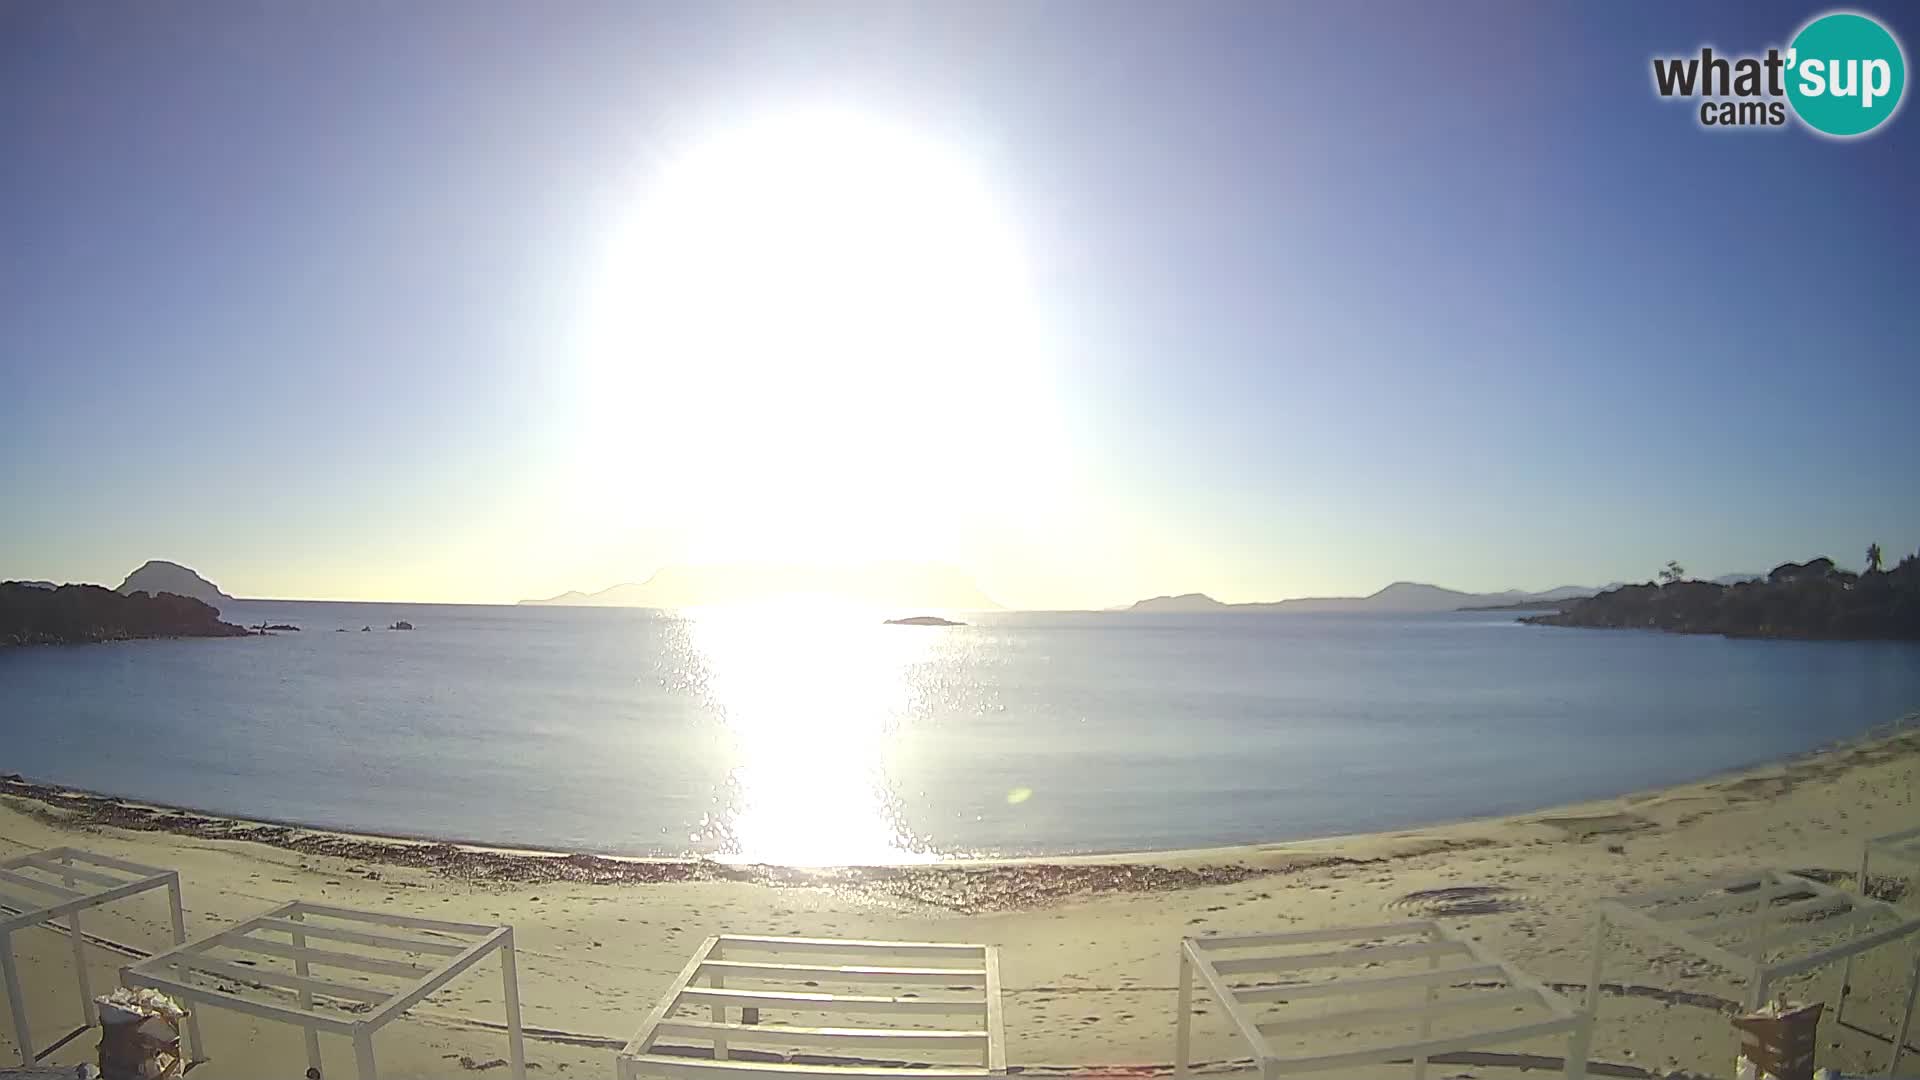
[1524,548,1920,640]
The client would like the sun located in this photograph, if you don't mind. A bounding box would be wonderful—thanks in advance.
[576,107,1063,567]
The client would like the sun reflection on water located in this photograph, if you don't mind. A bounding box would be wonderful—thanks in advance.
[678,601,943,865]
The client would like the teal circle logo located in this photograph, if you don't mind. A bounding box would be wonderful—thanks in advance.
[1786,12,1906,137]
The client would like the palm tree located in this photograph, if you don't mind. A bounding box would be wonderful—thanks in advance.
[1867,542,1884,573]
[1658,560,1686,585]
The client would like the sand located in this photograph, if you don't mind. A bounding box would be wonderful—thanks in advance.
[2,723,1917,1080]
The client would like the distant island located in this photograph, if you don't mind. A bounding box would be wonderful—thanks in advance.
[118,559,234,611]
[523,562,1001,611]
[1128,582,1607,615]
[1,582,248,646]
[884,615,965,626]
[1524,555,1920,640]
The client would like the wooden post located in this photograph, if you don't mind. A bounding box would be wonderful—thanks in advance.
[3,930,32,1065]
[710,940,727,1061]
[1564,1014,1591,1080]
[290,911,323,1074]
[1414,943,1438,1080]
[1837,843,1873,1026]
[164,875,203,1064]
[1583,913,1607,1014]
[353,1027,378,1080]
[58,857,93,1029]
[1887,948,1919,1078]
[501,933,526,1080]
[66,911,93,1030]
[1174,946,1192,1080]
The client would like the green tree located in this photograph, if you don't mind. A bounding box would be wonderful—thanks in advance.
[1867,542,1883,573]
[1658,560,1686,585]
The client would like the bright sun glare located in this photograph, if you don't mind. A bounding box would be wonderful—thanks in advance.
[683,605,940,865]
[582,108,1063,567]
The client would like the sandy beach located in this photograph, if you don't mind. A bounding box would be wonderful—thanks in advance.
[3,723,1917,1080]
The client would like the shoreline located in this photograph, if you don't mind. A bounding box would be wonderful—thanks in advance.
[6,714,1914,911]
[6,717,1920,1075]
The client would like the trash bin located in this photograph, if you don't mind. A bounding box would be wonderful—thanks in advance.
[94,988,186,1080]
[1733,1000,1825,1080]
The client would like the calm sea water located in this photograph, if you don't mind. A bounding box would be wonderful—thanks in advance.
[3,602,1918,863]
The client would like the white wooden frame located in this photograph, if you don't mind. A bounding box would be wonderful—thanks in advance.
[619,934,1005,1080]
[121,899,525,1080]
[1857,826,1920,908]
[1174,919,1589,1080]
[1842,826,1920,1037]
[1586,868,1920,1076]
[0,846,199,1067]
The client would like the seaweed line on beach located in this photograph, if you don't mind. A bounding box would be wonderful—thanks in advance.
[0,776,1327,912]
[7,721,1913,913]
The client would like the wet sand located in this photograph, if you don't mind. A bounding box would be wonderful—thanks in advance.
[2,722,1916,1079]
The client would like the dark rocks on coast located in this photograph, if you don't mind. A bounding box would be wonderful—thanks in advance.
[1,582,249,646]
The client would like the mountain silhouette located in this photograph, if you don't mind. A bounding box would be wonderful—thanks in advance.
[117,560,234,611]
[1128,581,1607,614]
[522,562,1000,611]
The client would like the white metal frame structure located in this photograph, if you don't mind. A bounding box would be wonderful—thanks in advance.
[1858,826,1920,907]
[1175,920,1589,1080]
[1586,868,1920,1076]
[0,846,198,1067]
[618,934,1005,1080]
[121,899,525,1080]
[1843,827,1920,1032]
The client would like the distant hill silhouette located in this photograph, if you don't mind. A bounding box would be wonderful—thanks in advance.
[117,560,233,611]
[1129,592,1230,613]
[522,563,1000,611]
[2,582,248,646]
[1525,556,1920,639]
[1129,582,1608,614]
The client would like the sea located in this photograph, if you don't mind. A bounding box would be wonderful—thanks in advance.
[4,601,1919,865]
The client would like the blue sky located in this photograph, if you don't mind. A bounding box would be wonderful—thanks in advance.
[3,2,1916,607]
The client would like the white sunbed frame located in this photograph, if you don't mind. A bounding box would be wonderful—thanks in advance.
[0,846,199,1067]
[1843,826,1920,1032]
[1175,919,1590,1080]
[618,934,1005,1080]
[120,899,525,1080]
[1857,826,1920,908]
[1586,868,1920,1076]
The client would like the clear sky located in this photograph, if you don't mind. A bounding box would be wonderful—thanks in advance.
[3,2,1916,608]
